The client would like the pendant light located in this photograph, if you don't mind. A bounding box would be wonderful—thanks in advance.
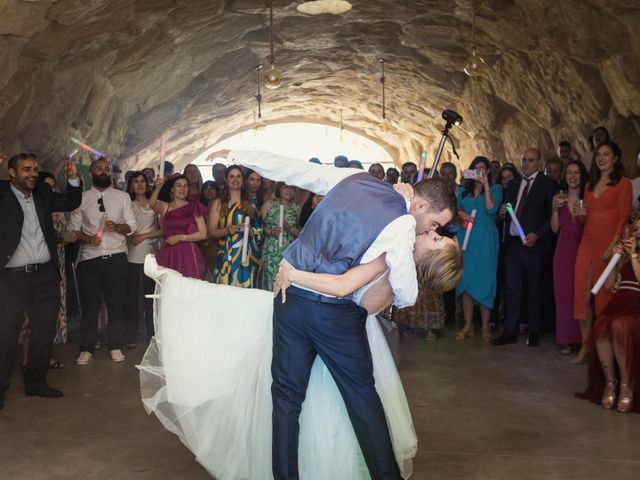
[264,1,283,89]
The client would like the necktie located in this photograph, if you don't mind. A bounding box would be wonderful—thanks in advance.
[515,177,531,218]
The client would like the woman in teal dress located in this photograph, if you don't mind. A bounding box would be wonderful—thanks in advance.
[260,183,300,291]
[455,156,503,342]
[208,166,262,288]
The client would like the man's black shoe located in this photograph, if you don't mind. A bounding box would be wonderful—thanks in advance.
[25,384,64,398]
[491,334,517,346]
[527,334,540,347]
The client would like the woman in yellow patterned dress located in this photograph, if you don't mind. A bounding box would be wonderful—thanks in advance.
[208,166,261,287]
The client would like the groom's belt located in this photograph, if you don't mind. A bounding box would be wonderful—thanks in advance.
[287,286,353,305]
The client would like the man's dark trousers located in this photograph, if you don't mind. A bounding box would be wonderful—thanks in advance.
[271,288,401,480]
[0,263,60,394]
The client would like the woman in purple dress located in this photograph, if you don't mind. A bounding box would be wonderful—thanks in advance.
[551,161,587,357]
[151,175,208,279]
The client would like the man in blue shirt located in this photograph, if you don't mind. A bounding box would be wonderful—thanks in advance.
[0,153,81,410]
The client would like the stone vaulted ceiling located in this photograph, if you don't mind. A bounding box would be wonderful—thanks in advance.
[1,0,640,176]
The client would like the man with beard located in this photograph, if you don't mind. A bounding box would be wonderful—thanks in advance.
[69,158,137,366]
[0,153,81,409]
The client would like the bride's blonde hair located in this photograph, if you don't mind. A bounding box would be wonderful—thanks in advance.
[416,242,462,292]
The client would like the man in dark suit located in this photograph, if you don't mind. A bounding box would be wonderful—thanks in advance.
[0,153,82,410]
[492,148,559,347]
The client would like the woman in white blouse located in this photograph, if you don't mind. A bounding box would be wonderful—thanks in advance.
[124,172,162,347]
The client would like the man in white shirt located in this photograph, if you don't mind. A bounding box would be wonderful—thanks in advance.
[69,158,137,365]
[209,149,456,479]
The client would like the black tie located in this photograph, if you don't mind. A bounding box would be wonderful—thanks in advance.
[515,177,531,218]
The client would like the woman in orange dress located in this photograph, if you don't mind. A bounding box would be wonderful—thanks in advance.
[573,140,632,362]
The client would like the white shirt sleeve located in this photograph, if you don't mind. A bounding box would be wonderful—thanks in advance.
[360,214,418,308]
[122,195,137,235]
[229,150,359,195]
[68,197,84,232]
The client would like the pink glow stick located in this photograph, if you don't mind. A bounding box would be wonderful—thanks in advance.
[95,214,108,239]
[159,135,167,177]
[461,209,477,251]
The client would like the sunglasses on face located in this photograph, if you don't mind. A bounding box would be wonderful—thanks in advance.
[98,196,105,213]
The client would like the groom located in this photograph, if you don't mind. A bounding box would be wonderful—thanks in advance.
[209,150,455,479]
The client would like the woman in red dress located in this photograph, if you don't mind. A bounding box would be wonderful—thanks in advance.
[577,218,640,413]
[572,141,632,362]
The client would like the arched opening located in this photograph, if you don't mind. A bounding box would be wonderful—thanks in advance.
[190,122,394,180]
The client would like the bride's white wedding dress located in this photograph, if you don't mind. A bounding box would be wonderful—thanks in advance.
[138,256,417,479]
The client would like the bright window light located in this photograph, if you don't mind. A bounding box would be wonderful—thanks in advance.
[192,122,394,181]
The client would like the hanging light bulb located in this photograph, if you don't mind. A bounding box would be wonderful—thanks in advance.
[464,1,486,78]
[377,59,392,134]
[264,1,283,90]
[464,48,486,77]
[264,64,283,89]
[377,119,391,134]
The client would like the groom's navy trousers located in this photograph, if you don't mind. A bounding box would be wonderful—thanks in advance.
[272,286,401,480]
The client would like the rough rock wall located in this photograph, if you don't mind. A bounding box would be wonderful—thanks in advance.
[0,0,639,178]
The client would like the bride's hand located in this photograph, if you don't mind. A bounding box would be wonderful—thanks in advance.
[274,260,294,303]
[393,183,414,202]
[206,150,230,161]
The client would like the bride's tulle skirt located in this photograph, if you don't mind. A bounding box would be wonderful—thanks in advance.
[139,256,417,479]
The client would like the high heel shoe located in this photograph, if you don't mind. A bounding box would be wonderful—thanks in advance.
[481,327,492,342]
[455,325,474,340]
[617,384,634,413]
[601,381,617,409]
[570,352,588,364]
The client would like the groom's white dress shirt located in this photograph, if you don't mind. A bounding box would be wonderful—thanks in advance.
[229,150,418,308]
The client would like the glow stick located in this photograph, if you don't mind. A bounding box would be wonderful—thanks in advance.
[591,253,621,295]
[416,151,427,182]
[278,204,284,248]
[68,149,79,159]
[505,203,526,243]
[95,214,108,239]
[159,135,166,177]
[241,215,250,264]
[70,137,104,158]
[461,209,477,251]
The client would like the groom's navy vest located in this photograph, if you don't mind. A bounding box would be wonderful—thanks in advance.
[283,172,407,276]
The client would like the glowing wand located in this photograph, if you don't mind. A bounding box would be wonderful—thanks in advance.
[70,137,104,158]
[461,209,477,251]
[505,203,526,244]
[416,151,427,182]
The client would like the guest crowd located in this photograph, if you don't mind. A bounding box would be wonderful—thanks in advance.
[1,125,639,415]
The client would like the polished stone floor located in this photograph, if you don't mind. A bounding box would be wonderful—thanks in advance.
[1,327,639,480]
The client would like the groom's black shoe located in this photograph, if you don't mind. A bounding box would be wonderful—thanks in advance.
[526,334,540,347]
[491,334,517,346]
[25,384,64,398]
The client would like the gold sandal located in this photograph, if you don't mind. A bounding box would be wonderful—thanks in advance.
[455,325,474,340]
[601,381,617,410]
[481,327,492,342]
[617,384,634,413]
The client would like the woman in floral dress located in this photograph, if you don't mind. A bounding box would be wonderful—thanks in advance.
[260,183,300,291]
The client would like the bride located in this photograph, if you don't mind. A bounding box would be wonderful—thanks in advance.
[139,229,460,479]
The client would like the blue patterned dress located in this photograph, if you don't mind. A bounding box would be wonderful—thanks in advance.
[214,202,262,288]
